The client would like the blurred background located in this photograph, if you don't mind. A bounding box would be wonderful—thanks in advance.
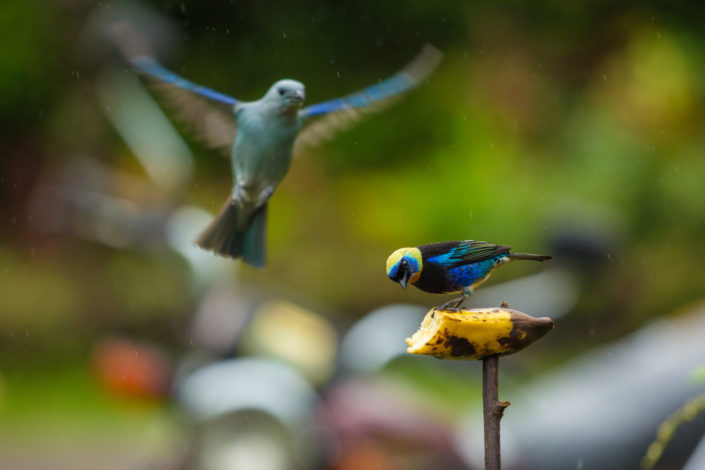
[2,0,705,469]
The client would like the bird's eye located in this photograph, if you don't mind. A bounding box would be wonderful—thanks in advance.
[401,258,408,267]
[278,88,285,96]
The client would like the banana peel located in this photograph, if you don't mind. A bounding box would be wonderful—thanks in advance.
[406,306,553,360]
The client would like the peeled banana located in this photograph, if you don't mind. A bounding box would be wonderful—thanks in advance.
[406,306,553,360]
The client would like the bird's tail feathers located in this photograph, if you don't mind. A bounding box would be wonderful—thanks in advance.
[507,253,552,262]
[196,198,267,268]
[239,205,267,268]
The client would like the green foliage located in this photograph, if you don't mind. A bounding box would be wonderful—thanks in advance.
[0,1,55,123]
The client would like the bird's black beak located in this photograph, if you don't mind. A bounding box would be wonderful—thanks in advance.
[399,270,410,290]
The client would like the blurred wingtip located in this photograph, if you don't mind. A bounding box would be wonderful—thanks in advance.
[107,19,156,62]
[404,43,443,82]
[420,43,444,60]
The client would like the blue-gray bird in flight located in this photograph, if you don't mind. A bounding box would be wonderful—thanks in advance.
[131,45,442,267]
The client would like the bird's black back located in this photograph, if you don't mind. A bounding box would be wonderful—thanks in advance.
[419,240,512,267]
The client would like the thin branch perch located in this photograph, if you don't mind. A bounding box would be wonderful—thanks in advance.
[482,355,509,470]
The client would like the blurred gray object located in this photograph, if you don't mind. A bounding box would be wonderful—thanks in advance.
[177,358,318,426]
[187,284,256,355]
[176,358,322,470]
[339,303,427,375]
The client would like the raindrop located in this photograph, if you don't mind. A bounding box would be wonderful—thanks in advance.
[282,32,287,39]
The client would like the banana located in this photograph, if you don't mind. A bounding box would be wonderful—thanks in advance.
[406,306,553,360]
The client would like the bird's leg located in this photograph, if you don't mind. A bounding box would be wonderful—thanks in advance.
[439,297,464,310]
[440,289,472,310]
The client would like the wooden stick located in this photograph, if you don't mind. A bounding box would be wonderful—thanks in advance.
[483,355,510,470]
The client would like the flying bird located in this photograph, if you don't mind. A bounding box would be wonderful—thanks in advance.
[386,240,551,309]
[130,45,442,267]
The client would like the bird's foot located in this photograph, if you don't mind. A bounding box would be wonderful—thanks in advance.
[439,297,466,311]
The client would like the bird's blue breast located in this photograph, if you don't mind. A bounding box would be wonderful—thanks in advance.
[444,257,503,290]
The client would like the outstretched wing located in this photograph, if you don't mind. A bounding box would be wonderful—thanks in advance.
[132,56,238,105]
[427,241,511,267]
[294,44,442,154]
[132,56,239,156]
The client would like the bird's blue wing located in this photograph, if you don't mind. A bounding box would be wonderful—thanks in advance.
[299,44,441,118]
[132,56,238,106]
[429,241,511,266]
[300,73,417,118]
[294,44,442,154]
[131,56,239,156]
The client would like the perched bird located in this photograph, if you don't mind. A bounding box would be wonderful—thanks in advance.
[386,240,551,308]
[129,45,442,267]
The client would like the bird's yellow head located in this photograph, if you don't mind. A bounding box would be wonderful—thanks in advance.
[386,247,423,289]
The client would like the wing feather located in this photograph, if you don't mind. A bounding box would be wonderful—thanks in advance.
[427,240,511,266]
[132,56,238,156]
[294,44,442,155]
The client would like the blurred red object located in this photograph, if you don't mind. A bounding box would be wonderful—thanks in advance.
[92,337,172,400]
[334,440,396,470]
